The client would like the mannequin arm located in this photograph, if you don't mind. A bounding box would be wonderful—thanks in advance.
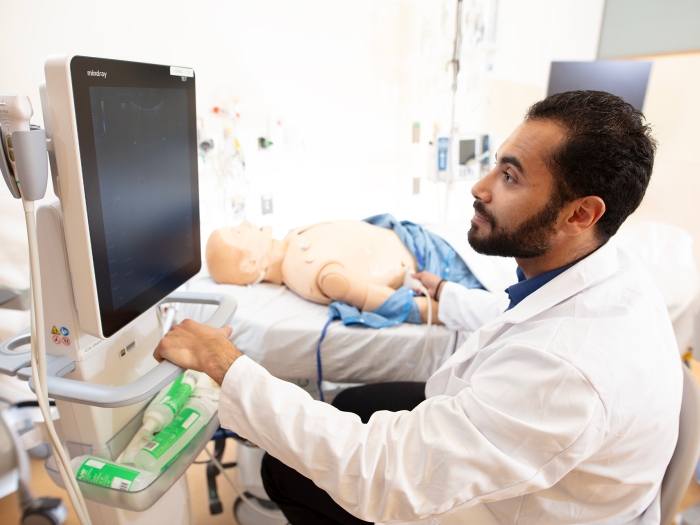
[414,296,442,325]
[317,263,395,311]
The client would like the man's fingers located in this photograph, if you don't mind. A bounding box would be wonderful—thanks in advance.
[220,325,233,338]
[153,343,164,363]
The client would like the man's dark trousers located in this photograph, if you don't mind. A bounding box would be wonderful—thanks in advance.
[261,381,427,525]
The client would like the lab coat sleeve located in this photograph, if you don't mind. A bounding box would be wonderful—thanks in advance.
[218,349,606,523]
[437,282,509,331]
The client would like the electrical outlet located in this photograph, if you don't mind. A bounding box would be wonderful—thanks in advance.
[261,195,273,215]
[413,178,420,195]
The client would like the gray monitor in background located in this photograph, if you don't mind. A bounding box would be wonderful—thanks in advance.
[547,61,652,111]
[459,139,476,165]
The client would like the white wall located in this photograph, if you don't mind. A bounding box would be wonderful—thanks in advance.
[624,52,700,269]
[0,0,453,231]
[2,0,644,341]
[485,0,605,140]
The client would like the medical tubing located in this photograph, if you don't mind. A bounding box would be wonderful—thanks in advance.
[316,287,433,396]
[24,199,92,525]
[204,447,286,520]
[415,286,432,378]
[27,204,91,525]
[316,316,334,402]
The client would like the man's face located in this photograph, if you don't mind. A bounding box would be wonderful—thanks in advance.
[468,120,568,259]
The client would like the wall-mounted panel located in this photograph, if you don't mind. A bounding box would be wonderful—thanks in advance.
[598,0,700,58]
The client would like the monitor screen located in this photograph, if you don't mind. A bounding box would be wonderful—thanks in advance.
[547,61,652,111]
[70,57,200,337]
[459,139,476,165]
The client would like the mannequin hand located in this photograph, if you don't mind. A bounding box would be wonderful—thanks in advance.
[153,319,242,386]
[412,271,442,300]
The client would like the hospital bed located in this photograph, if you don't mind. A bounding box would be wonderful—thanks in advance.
[179,279,457,384]
[177,221,519,385]
[180,220,700,388]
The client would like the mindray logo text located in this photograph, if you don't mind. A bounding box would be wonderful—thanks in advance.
[87,70,107,78]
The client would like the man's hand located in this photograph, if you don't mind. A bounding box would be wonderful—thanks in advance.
[153,319,242,386]
[412,271,443,300]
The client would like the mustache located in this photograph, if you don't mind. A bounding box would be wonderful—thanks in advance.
[473,200,496,226]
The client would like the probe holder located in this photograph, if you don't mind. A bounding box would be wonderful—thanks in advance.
[45,397,221,511]
[0,292,237,408]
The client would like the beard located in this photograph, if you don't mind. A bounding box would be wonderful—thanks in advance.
[468,197,563,258]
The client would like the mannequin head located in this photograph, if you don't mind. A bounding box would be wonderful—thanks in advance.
[206,221,273,285]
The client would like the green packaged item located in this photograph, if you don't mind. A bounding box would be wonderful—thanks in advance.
[71,455,156,492]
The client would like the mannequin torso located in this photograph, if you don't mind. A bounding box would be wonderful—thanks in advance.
[281,221,416,304]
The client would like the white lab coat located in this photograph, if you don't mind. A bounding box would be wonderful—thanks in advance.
[218,238,682,524]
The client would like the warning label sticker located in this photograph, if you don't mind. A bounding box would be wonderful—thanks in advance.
[51,326,60,335]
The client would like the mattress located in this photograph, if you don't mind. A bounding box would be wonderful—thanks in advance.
[178,278,463,384]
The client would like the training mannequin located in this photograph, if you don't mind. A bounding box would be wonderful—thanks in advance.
[206,220,438,322]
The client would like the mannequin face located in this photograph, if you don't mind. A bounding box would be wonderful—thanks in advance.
[206,221,273,285]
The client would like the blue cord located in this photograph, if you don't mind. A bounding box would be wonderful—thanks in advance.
[316,316,334,402]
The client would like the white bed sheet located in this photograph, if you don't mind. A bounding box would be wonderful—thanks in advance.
[178,279,462,383]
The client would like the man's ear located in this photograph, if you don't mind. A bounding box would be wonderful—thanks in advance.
[562,196,606,235]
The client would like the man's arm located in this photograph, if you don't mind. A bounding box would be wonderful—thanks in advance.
[220,349,604,522]
[413,272,509,331]
[438,282,509,331]
[154,323,604,522]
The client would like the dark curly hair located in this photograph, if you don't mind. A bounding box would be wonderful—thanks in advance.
[525,90,657,241]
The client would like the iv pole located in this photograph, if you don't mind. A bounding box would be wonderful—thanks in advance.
[444,0,463,220]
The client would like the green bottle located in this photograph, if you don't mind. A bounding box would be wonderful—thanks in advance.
[139,370,200,438]
[133,395,216,473]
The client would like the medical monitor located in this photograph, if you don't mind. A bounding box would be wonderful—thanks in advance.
[44,55,200,338]
[547,61,652,111]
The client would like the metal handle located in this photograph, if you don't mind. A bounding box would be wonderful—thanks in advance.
[28,291,237,408]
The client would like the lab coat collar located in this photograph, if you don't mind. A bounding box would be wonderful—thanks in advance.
[488,238,619,329]
[428,239,621,382]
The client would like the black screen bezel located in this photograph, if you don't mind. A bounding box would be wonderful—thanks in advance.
[70,56,200,338]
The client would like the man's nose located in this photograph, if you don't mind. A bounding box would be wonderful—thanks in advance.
[471,166,497,203]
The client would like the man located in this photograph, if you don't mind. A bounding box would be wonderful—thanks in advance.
[155,91,682,524]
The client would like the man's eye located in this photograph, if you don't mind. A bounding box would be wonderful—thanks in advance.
[504,172,515,183]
